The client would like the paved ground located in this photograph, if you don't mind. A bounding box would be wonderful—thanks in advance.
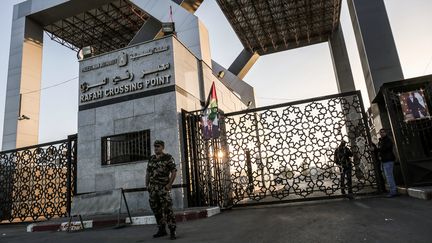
[1,196,431,243]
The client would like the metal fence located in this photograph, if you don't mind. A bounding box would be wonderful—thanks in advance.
[0,135,77,223]
[183,91,379,208]
[182,111,230,207]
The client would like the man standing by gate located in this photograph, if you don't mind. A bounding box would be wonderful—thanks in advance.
[334,141,354,199]
[375,129,398,198]
[146,140,177,240]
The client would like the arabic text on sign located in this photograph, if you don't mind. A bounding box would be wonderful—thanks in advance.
[141,63,170,78]
[130,46,170,61]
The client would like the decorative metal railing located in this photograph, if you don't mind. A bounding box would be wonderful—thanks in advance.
[0,135,77,223]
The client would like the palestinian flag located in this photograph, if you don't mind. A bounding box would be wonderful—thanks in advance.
[202,82,219,139]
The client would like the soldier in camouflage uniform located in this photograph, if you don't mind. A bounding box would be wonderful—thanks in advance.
[146,140,177,240]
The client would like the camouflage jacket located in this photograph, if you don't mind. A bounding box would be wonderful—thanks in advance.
[147,153,177,185]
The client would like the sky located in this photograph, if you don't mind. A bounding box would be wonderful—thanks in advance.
[0,0,432,148]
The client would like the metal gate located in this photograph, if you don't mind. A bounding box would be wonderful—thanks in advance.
[183,91,379,208]
[0,135,77,223]
[382,80,432,186]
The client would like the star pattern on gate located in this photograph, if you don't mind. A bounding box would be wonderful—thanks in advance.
[223,94,377,205]
[0,138,76,222]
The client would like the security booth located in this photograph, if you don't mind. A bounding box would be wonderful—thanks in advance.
[372,75,432,187]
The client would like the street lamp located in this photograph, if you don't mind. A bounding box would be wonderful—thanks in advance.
[77,46,94,60]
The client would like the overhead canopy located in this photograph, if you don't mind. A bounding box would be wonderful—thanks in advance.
[217,0,342,55]
[34,0,207,55]
[41,0,149,55]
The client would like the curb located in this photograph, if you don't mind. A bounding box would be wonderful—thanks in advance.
[397,186,432,200]
[407,188,432,200]
[27,207,220,232]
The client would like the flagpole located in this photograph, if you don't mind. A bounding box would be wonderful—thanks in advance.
[169,6,173,22]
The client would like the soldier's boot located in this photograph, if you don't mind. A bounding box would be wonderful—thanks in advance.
[153,224,168,238]
[169,226,176,240]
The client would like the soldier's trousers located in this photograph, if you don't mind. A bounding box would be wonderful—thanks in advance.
[148,184,176,228]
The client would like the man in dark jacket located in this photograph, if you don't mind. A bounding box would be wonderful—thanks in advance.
[334,141,354,199]
[376,129,398,197]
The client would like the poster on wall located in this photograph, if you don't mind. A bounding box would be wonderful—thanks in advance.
[399,89,431,122]
[201,82,220,140]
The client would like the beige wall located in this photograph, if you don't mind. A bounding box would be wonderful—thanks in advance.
[172,37,247,114]
[16,19,43,148]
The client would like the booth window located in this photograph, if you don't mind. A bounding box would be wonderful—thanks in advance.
[102,130,151,165]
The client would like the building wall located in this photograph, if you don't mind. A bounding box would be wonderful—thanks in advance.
[77,36,247,211]
[77,37,185,210]
[78,94,183,211]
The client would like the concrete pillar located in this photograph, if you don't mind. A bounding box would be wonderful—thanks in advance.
[348,0,404,101]
[328,24,359,178]
[172,0,204,13]
[2,10,43,150]
[128,16,162,45]
[228,49,260,80]
[131,0,212,66]
[212,60,256,108]
[328,23,356,93]
[129,0,204,46]
[131,0,213,109]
